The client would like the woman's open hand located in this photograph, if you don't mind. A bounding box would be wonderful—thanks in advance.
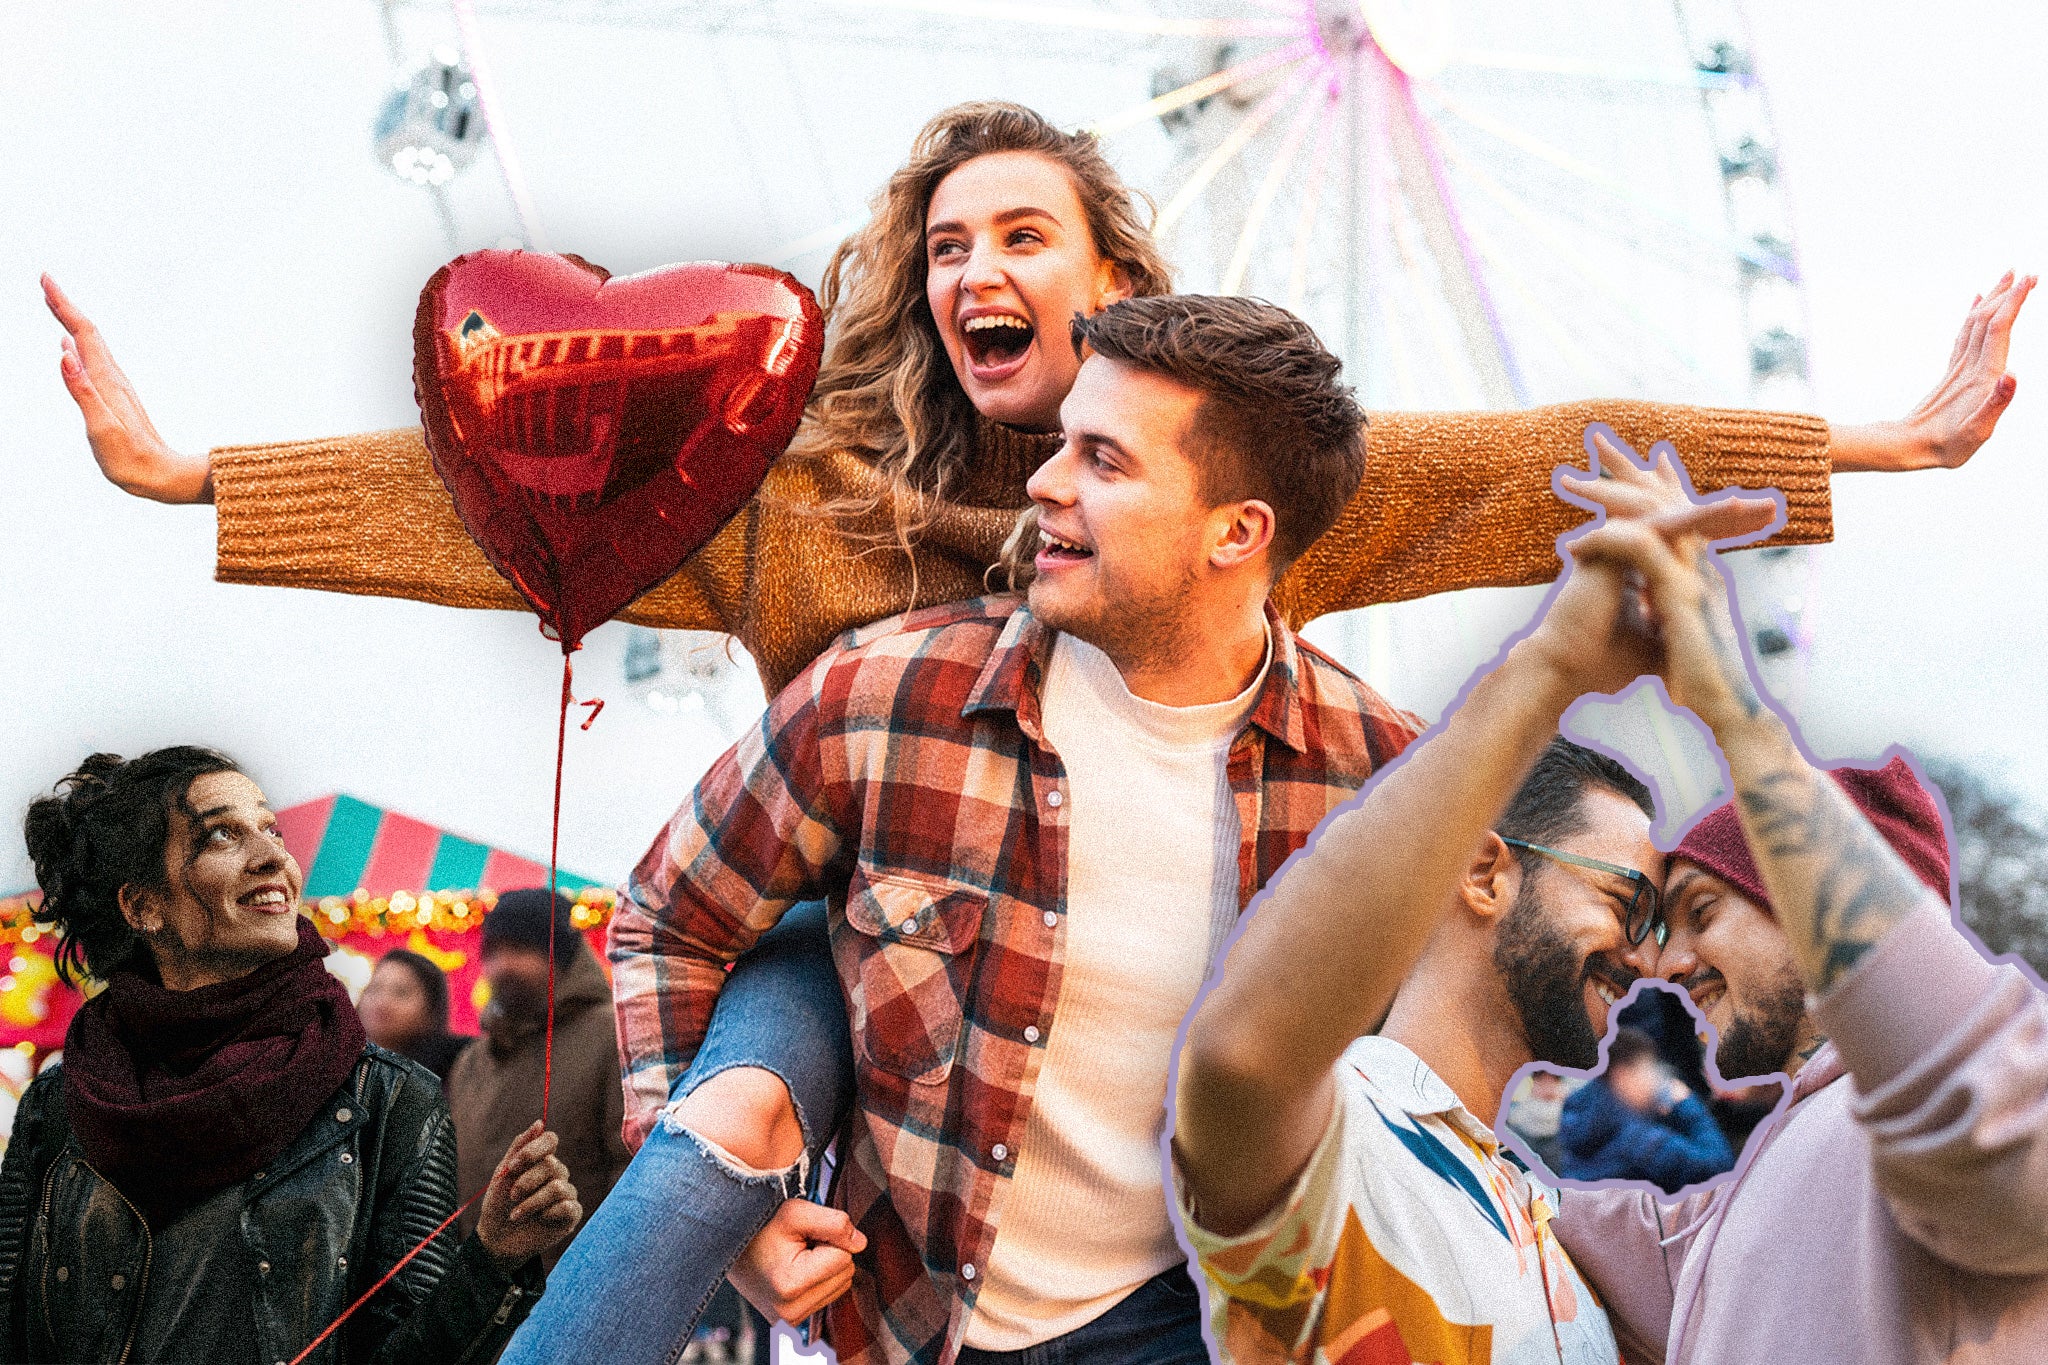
[1829,271,2034,473]
[42,274,214,503]
[475,1121,583,1273]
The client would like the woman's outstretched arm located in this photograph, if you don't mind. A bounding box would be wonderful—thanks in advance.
[1272,272,2030,626]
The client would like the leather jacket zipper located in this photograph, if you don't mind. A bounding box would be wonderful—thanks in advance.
[32,1155,59,1347]
[76,1159,151,1365]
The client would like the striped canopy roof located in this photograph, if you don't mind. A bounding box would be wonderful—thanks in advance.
[276,794,602,900]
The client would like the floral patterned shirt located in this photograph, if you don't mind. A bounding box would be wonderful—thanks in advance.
[1179,1037,1619,1365]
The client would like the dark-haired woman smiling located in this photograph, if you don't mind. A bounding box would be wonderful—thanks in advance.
[0,746,582,1365]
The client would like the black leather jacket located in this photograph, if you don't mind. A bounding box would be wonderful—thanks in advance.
[0,1045,543,1365]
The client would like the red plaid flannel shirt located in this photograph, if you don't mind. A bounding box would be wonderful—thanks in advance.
[609,595,1423,1365]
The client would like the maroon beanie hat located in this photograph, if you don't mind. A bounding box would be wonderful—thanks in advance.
[1672,756,1951,912]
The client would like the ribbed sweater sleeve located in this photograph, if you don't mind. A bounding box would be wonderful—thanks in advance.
[1273,400,1831,625]
[213,400,1832,683]
[213,426,739,633]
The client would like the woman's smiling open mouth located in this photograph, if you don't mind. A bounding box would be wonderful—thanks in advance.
[961,310,1035,377]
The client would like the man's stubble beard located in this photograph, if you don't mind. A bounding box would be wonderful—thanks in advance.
[1714,957,1807,1080]
[1493,875,1606,1073]
[1028,560,1203,678]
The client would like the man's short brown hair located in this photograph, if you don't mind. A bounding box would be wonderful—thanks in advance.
[1069,296,1365,574]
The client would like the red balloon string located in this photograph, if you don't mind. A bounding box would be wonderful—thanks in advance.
[285,1195,479,1365]
[543,650,572,1125]
[287,648,591,1362]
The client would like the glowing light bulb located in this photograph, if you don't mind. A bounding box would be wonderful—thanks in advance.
[1357,0,1455,78]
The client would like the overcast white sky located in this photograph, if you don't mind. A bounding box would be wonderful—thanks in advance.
[2,2,2044,893]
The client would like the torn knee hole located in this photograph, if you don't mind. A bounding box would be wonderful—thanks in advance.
[663,1108,809,1191]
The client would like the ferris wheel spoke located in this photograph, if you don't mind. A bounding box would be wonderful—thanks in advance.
[1155,65,1323,239]
[1386,199,1490,409]
[1456,226,1617,393]
[1438,144,1722,387]
[1458,152,1766,294]
[1461,218,1706,397]
[1089,38,1316,138]
[1221,76,1334,295]
[1424,91,1795,282]
[1285,98,1339,312]
[1442,48,1750,91]
[1376,57,1527,407]
[806,0,1297,39]
[1377,269,1431,410]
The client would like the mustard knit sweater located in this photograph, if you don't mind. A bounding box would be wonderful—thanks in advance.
[211,403,1830,695]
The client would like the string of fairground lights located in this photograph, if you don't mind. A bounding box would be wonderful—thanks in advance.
[288,653,600,1365]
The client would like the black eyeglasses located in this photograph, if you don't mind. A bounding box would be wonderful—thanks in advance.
[1500,837,1665,946]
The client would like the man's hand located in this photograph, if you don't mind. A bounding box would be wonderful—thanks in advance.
[42,274,214,503]
[1563,506,1763,736]
[729,1197,867,1325]
[475,1121,583,1273]
[1830,271,2034,472]
[1530,430,1779,700]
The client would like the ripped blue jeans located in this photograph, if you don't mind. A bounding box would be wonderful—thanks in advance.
[500,900,854,1365]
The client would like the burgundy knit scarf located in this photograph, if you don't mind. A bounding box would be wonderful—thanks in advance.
[63,917,367,1229]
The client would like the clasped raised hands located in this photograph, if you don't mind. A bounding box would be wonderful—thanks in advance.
[1557,431,1780,733]
[1519,429,1779,703]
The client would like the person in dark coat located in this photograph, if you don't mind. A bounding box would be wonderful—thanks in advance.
[1,747,585,1364]
[1558,1027,1734,1192]
[358,948,472,1083]
[446,888,631,1269]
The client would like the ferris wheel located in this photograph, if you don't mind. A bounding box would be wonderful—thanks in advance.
[380,0,1815,817]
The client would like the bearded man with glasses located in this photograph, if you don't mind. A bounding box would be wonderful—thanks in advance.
[1168,438,1778,1364]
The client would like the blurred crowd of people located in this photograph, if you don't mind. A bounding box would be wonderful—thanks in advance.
[1506,991,1783,1193]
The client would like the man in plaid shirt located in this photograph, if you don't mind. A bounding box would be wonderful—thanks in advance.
[610,297,1423,1365]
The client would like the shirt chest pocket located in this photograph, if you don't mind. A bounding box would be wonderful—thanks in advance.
[842,870,986,1085]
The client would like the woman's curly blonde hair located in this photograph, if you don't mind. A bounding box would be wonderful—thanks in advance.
[789,101,1175,559]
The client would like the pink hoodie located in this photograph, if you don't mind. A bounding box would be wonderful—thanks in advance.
[1553,907,2048,1362]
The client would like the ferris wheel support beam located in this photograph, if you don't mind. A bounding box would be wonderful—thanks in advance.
[1369,44,1526,407]
[1222,75,1331,295]
[1343,46,1366,373]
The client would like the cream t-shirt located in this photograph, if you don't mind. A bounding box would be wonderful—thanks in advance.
[964,628,1268,1349]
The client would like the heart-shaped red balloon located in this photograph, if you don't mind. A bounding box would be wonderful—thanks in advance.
[413,251,823,650]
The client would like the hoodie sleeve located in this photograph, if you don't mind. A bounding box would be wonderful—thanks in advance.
[1815,906,2048,1276]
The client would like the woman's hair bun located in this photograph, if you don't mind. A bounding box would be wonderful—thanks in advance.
[22,747,243,984]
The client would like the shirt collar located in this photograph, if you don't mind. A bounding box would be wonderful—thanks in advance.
[1342,1034,1509,1158]
[1343,1036,1471,1118]
[962,598,1312,752]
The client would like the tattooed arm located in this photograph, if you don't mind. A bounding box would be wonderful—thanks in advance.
[1566,518,1939,991]
[1571,474,2048,1277]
